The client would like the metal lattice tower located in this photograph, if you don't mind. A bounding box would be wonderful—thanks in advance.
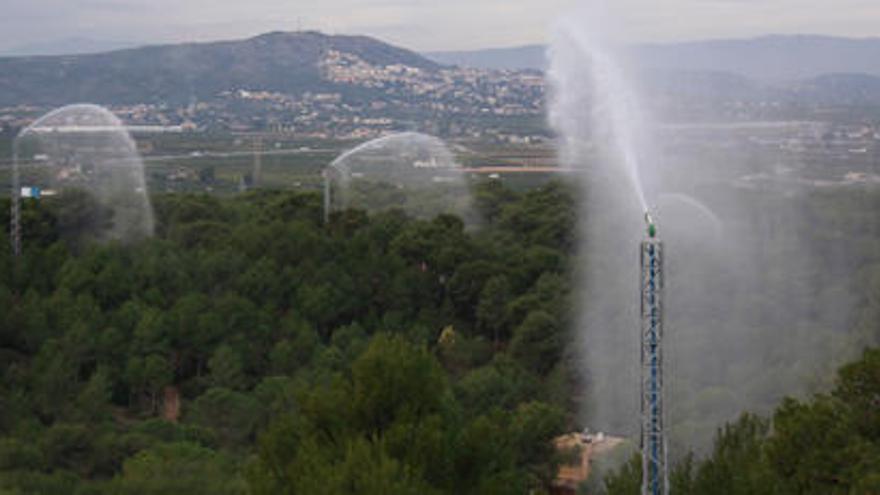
[640,222,668,495]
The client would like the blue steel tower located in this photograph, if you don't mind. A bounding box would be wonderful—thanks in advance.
[640,213,667,495]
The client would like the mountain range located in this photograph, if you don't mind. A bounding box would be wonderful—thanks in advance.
[3,32,880,109]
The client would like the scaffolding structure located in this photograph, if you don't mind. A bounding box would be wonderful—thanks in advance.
[640,234,668,495]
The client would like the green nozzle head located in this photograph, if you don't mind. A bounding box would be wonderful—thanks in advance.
[644,212,657,238]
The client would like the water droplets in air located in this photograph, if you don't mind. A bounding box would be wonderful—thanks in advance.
[549,12,651,214]
[13,104,155,246]
[547,2,864,459]
[325,132,476,224]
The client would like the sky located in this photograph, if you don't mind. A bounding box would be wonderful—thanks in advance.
[2,0,880,53]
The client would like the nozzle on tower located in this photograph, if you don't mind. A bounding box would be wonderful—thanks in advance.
[644,211,656,238]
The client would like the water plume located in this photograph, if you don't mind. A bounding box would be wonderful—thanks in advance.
[13,104,154,246]
[548,7,651,214]
[325,132,476,224]
[548,3,869,458]
[655,193,724,245]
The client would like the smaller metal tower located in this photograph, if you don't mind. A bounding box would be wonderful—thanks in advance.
[322,169,331,224]
[252,136,263,188]
[10,189,21,257]
[640,213,667,495]
[10,146,22,257]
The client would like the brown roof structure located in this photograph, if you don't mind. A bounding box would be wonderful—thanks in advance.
[551,432,624,495]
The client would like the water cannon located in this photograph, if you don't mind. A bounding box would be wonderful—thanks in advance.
[644,211,657,238]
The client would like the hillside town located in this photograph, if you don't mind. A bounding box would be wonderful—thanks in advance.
[0,51,547,143]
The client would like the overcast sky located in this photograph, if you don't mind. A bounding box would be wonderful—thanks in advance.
[2,0,880,52]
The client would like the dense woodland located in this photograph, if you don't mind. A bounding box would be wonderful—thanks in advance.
[0,182,579,494]
[0,181,878,494]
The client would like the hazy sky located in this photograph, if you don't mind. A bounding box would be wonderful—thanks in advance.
[2,0,880,52]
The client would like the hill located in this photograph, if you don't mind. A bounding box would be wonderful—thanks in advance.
[427,35,880,81]
[634,35,880,82]
[427,44,546,71]
[0,31,441,106]
[791,72,880,105]
[0,37,140,57]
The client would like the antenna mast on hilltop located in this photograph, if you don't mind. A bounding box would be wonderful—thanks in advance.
[640,213,668,495]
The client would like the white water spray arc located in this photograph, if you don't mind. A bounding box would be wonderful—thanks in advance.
[548,6,667,494]
[549,14,651,214]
